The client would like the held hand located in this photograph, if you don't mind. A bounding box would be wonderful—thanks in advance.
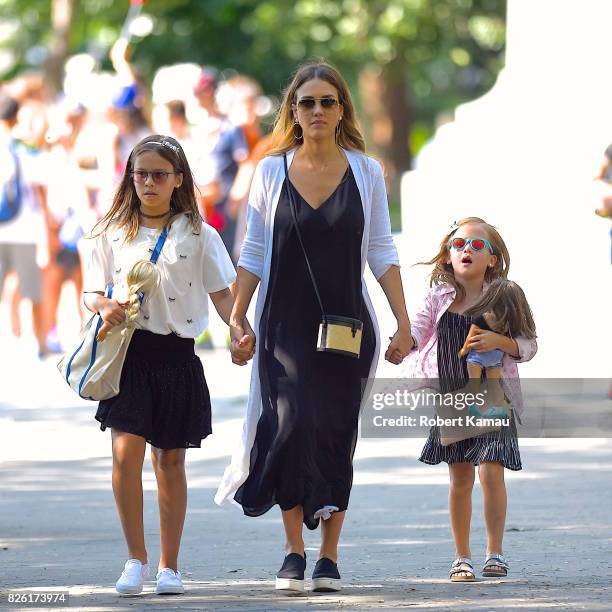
[230,322,256,366]
[233,333,255,364]
[385,328,414,365]
[466,330,503,352]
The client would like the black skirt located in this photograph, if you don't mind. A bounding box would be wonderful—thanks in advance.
[418,311,522,471]
[96,329,212,449]
[419,414,522,471]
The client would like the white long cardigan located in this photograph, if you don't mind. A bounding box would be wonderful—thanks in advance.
[215,147,400,506]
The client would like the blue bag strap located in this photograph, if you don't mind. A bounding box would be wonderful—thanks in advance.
[149,225,168,263]
[78,316,104,399]
[136,224,167,303]
[8,139,22,203]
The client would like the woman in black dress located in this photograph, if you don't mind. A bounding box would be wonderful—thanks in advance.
[224,62,413,593]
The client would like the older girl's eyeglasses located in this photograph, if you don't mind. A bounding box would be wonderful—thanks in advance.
[297,97,339,110]
[131,170,178,185]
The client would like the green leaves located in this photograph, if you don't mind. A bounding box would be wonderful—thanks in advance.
[1,0,504,196]
[2,0,505,114]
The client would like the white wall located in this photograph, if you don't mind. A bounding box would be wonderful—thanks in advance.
[400,0,612,377]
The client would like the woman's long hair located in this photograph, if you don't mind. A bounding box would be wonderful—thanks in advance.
[463,278,537,338]
[267,61,366,157]
[91,134,201,241]
[419,217,510,301]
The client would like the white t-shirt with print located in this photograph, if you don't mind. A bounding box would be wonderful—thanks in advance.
[83,213,236,337]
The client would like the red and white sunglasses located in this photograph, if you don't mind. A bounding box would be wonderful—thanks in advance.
[447,237,494,254]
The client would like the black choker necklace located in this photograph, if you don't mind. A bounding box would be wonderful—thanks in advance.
[139,209,171,219]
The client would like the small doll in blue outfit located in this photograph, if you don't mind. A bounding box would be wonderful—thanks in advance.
[459,278,536,417]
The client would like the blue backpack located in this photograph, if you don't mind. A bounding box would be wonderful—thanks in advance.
[0,141,22,223]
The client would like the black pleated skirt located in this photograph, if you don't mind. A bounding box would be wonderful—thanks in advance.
[419,414,522,471]
[96,329,212,449]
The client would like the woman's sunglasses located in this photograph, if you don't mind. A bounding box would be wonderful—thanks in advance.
[448,237,494,254]
[131,170,179,185]
[296,97,339,110]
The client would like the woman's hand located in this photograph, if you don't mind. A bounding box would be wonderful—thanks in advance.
[385,328,414,365]
[230,321,256,366]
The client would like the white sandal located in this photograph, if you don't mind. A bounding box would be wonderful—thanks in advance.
[482,552,509,577]
[449,557,476,582]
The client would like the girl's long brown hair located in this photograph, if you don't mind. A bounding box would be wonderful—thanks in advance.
[420,217,510,301]
[463,278,537,338]
[91,134,201,241]
[267,61,366,157]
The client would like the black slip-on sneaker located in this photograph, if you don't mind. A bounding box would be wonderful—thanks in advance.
[312,557,341,592]
[275,552,307,592]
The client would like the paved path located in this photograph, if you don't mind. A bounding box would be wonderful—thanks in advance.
[1,338,611,611]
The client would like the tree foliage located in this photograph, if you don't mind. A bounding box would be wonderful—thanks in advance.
[1,0,505,204]
[2,0,505,124]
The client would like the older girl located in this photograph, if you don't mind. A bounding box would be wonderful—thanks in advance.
[83,134,253,596]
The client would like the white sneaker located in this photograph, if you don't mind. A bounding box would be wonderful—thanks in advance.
[156,568,185,595]
[115,559,149,595]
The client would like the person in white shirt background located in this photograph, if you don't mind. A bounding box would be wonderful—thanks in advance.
[191,67,249,254]
[0,93,48,357]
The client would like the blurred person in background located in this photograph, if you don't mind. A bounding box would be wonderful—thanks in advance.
[71,106,122,226]
[43,101,92,351]
[216,75,272,262]
[592,142,612,399]
[218,75,264,153]
[152,99,198,172]
[5,77,52,344]
[107,38,151,176]
[4,73,49,108]
[231,134,274,262]
[191,67,249,252]
[594,142,612,221]
[0,93,48,357]
[191,68,248,349]
[152,100,191,143]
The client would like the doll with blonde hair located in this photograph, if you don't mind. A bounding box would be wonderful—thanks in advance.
[96,259,161,341]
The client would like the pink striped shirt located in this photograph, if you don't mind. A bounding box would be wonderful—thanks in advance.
[403,283,537,418]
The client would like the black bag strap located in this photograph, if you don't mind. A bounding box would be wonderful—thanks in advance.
[283,154,326,319]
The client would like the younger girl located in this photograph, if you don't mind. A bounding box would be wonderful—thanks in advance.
[83,134,254,596]
[406,217,537,582]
